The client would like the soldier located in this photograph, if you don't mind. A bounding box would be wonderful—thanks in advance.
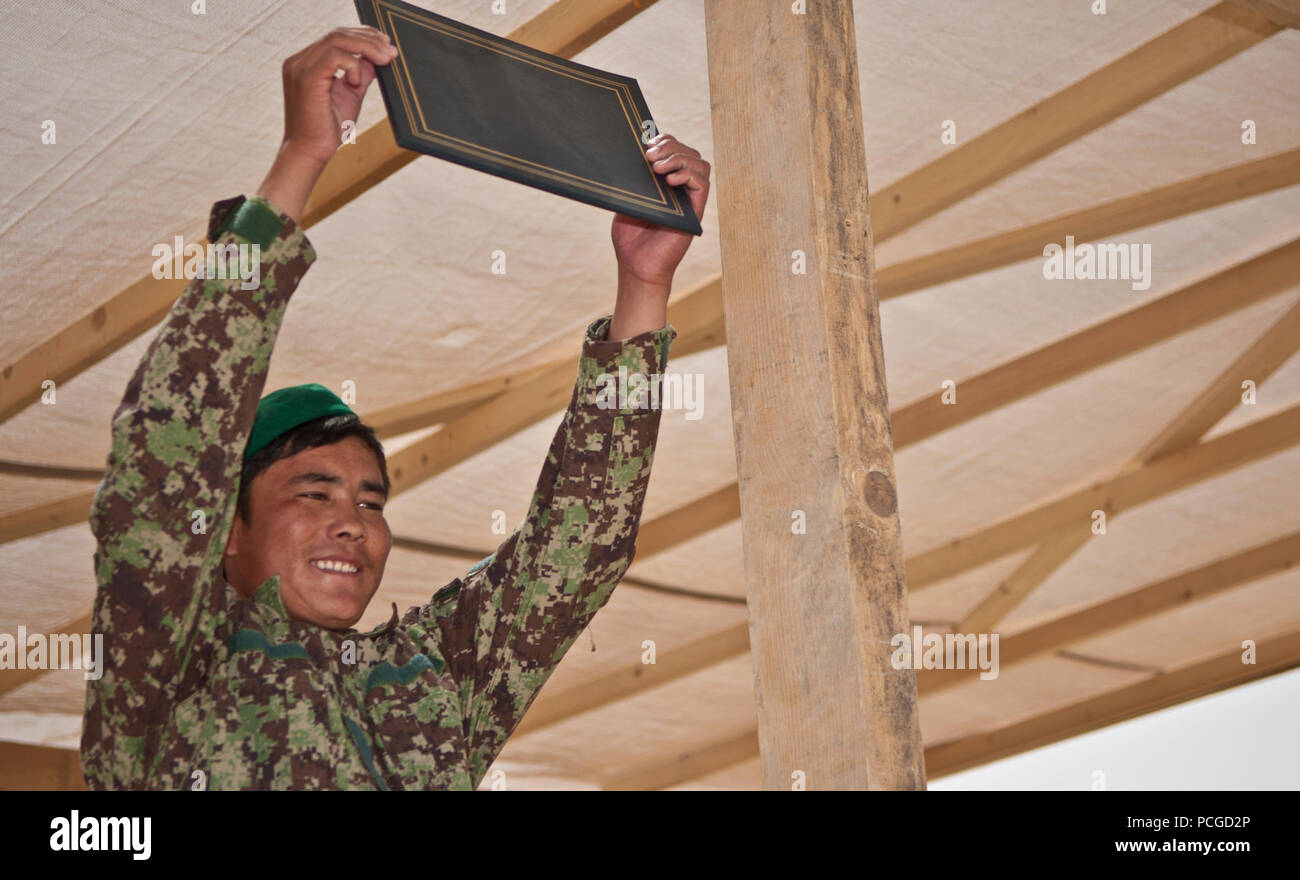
[81,27,711,789]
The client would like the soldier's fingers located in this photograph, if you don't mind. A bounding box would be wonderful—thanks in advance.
[301,29,397,70]
[291,29,390,65]
[316,47,367,88]
[651,152,710,181]
[646,134,700,159]
[349,58,378,94]
[664,166,709,193]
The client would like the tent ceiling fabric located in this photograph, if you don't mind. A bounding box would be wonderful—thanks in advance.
[1,0,1298,788]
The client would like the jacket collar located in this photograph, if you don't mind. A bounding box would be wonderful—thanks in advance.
[248,574,400,640]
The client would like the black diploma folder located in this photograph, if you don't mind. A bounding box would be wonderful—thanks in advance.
[355,0,702,235]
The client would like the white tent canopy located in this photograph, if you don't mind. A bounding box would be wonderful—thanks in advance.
[1,0,1297,788]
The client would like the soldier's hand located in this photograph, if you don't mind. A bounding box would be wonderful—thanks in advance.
[611,133,710,288]
[279,27,397,169]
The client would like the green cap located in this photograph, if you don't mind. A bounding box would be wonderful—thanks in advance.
[245,383,356,462]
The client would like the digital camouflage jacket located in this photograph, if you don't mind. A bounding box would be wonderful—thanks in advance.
[81,194,676,789]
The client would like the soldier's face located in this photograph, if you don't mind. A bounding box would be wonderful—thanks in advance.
[224,436,392,630]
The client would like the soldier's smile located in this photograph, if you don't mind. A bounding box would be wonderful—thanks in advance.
[311,557,362,574]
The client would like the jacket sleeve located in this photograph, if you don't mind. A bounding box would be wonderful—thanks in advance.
[80,195,315,789]
[412,316,676,787]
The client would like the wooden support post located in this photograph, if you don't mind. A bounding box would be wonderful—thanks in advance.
[704,0,924,789]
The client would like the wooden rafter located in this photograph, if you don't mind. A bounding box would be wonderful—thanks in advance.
[518,507,1300,756]
[955,292,1300,632]
[507,529,1300,736]
[1226,0,1300,28]
[0,278,722,546]
[0,615,92,699]
[891,239,1300,446]
[925,627,1300,778]
[513,622,749,737]
[0,740,86,791]
[869,2,1279,235]
[603,729,759,791]
[923,530,1300,694]
[600,625,1300,789]
[909,400,1300,589]
[385,277,721,493]
[877,148,1300,299]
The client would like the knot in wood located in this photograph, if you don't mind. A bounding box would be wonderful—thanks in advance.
[863,468,897,517]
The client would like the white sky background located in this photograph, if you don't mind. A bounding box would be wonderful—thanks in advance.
[931,668,1300,790]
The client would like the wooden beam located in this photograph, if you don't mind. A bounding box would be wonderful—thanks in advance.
[513,622,750,737]
[870,2,1279,237]
[0,615,92,698]
[955,292,1300,631]
[365,367,550,438]
[892,239,1300,447]
[1226,0,1300,28]
[0,460,103,481]
[384,276,721,494]
[614,620,1300,789]
[705,0,924,790]
[922,530,1300,694]
[0,740,86,790]
[633,483,739,559]
[508,0,663,60]
[877,148,1300,299]
[391,534,743,604]
[603,729,759,791]
[0,277,723,547]
[0,493,95,545]
[909,401,1300,589]
[1138,294,1300,460]
[0,0,661,427]
[925,628,1300,778]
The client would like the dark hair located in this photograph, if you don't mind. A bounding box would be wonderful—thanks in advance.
[236,414,389,523]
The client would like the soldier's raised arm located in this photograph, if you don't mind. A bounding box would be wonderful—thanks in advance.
[411,134,711,785]
[81,28,397,789]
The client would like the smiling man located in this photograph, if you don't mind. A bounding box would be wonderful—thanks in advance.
[224,387,394,630]
[80,26,710,790]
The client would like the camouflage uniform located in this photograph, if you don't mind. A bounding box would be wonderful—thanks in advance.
[81,194,676,789]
